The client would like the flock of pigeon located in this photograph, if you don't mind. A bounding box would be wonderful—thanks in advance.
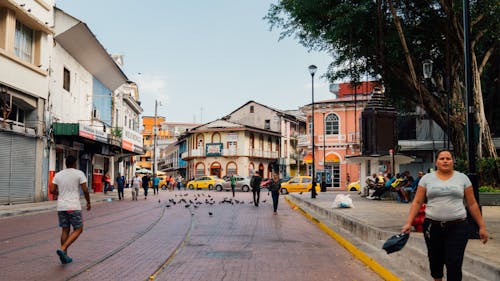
[158,192,268,216]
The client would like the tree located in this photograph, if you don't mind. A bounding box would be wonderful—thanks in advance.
[265,0,500,159]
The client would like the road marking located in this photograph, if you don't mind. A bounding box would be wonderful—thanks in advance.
[284,196,401,281]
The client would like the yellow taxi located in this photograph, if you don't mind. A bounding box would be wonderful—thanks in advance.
[186,175,225,190]
[347,181,361,191]
[280,176,320,194]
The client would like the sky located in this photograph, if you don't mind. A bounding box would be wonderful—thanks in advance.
[55,0,335,124]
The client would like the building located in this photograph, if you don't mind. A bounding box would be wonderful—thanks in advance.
[180,119,281,180]
[157,122,199,177]
[222,101,306,178]
[136,116,167,173]
[49,8,142,194]
[299,81,374,188]
[0,0,54,204]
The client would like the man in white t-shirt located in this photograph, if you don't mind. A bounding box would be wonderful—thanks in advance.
[50,155,90,264]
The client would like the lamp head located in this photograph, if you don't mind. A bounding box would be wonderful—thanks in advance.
[308,65,318,76]
[422,59,433,79]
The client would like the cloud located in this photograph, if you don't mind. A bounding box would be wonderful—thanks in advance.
[131,73,169,104]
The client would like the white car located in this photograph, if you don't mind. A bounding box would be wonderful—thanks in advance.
[214,176,251,192]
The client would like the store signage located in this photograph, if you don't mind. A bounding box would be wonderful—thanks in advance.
[226,133,238,142]
[79,123,107,143]
[122,127,143,152]
[206,143,223,156]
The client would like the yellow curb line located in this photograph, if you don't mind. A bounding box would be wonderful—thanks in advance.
[285,196,401,281]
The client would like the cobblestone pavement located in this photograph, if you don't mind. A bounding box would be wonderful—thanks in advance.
[0,189,382,281]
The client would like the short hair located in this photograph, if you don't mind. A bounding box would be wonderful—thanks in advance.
[65,155,77,167]
[435,149,453,160]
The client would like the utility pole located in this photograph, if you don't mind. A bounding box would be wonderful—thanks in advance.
[153,100,158,176]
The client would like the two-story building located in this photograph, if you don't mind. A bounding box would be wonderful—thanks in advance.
[0,0,54,204]
[181,119,281,180]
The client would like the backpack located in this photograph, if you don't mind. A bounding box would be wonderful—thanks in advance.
[391,178,404,188]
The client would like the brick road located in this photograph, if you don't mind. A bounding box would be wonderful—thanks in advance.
[0,189,382,281]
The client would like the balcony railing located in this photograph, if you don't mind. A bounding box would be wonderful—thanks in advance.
[298,133,361,146]
[180,148,278,159]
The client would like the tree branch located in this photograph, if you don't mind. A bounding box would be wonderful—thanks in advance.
[478,44,496,76]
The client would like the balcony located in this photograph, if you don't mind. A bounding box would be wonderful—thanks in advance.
[298,133,361,147]
[248,149,278,159]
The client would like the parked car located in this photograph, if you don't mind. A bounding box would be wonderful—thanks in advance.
[280,176,321,194]
[214,176,251,192]
[347,181,360,191]
[186,176,225,190]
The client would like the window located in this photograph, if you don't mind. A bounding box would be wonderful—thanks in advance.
[250,106,254,113]
[308,118,312,134]
[264,119,270,129]
[63,68,70,91]
[325,113,339,135]
[14,21,33,63]
[6,104,25,124]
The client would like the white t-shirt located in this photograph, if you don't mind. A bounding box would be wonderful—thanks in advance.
[132,176,142,188]
[52,168,87,211]
[419,171,471,221]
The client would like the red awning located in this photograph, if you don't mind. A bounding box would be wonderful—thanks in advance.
[303,153,313,164]
[325,154,340,163]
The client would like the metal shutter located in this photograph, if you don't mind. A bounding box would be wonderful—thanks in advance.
[0,134,12,205]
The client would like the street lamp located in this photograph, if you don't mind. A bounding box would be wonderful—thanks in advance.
[153,99,162,177]
[308,65,317,199]
[422,59,450,150]
[322,110,326,192]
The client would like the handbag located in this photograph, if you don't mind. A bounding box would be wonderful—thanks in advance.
[382,233,409,254]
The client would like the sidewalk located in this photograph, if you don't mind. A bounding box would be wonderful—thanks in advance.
[287,191,500,281]
[0,191,119,218]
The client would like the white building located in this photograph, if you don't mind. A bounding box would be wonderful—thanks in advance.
[0,0,54,204]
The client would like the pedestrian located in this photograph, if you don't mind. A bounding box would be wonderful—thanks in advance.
[102,172,110,194]
[176,176,182,191]
[131,173,141,201]
[116,174,125,200]
[229,173,236,197]
[250,171,262,206]
[401,149,488,281]
[49,155,90,264]
[268,172,282,215]
[152,173,160,195]
[142,173,150,199]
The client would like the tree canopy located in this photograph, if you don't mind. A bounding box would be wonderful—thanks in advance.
[266,0,500,159]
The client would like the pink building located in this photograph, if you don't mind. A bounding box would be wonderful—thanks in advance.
[300,81,376,189]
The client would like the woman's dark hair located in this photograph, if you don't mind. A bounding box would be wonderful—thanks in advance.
[435,149,453,160]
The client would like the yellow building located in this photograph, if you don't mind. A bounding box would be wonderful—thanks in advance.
[136,116,169,171]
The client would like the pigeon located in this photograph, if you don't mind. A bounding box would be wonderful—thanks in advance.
[185,204,190,208]
[208,212,213,216]
[299,192,303,195]
[262,200,267,203]
[194,205,199,209]
[158,199,161,203]
[166,205,171,208]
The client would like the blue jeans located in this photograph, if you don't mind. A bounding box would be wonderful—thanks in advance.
[423,218,468,280]
[143,187,149,197]
[271,190,280,212]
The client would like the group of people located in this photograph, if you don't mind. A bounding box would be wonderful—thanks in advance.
[362,170,424,202]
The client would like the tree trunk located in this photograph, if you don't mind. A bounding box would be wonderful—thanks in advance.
[472,53,497,158]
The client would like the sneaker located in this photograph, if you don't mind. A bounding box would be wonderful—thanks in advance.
[56,249,72,264]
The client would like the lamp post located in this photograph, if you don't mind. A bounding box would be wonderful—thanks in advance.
[308,65,317,199]
[322,111,326,192]
[463,0,480,238]
[153,100,158,177]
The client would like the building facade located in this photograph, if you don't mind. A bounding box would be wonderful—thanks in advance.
[0,0,54,204]
[181,119,281,180]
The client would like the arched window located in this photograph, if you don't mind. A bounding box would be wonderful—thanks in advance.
[212,132,221,143]
[226,162,237,176]
[325,113,339,135]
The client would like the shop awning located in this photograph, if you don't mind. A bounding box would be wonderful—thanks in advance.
[324,154,340,163]
[303,153,313,164]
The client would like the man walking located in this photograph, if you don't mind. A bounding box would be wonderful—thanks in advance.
[152,174,160,195]
[229,173,236,197]
[116,174,125,200]
[250,171,262,206]
[50,155,90,264]
[142,173,151,199]
[131,173,141,201]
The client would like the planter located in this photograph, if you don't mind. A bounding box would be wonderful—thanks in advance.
[478,192,500,206]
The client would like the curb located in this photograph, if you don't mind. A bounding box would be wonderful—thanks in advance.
[284,196,401,281]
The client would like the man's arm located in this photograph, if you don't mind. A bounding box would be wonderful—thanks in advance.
[50,183,58,199]
[81,182,91,210]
